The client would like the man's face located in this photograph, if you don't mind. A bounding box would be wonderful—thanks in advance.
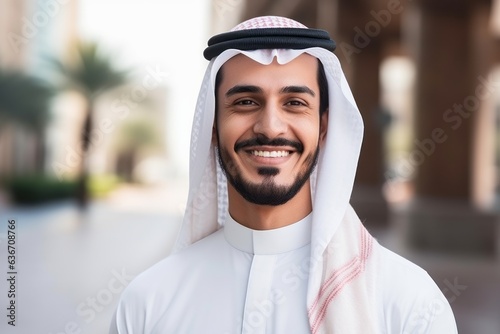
[215,53,328,206]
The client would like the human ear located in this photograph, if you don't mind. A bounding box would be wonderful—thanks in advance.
[319,109,328,146]
[211,124,218,146]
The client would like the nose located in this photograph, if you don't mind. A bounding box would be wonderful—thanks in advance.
[252,104,287,138]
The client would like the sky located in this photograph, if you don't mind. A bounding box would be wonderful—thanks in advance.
[77,0,214,176]
[78,0,211,68]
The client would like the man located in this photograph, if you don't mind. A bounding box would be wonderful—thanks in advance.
[110,16,457,333]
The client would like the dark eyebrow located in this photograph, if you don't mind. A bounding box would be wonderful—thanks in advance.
[225,85,263,98]
[280,85,316,97]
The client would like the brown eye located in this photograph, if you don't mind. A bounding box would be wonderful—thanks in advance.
[286,100,305,106]
[235,99,257,106]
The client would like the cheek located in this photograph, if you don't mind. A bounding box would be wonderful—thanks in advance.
[217,119,232,140]
[219,146,237,172]
[292,120,321,146]
[217,117,252,147]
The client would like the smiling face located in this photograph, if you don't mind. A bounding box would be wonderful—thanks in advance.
[215,53,328,206]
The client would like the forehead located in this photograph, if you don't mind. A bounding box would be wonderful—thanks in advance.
[218,53,319,87]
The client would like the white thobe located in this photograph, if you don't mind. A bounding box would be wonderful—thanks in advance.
[110,214,457,334]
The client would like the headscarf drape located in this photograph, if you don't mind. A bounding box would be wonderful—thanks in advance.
[173,16,379,333]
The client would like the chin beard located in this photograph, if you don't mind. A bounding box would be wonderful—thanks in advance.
[216,146,319,206]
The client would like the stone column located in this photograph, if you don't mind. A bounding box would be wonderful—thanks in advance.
[318,0,390,226]
[349,42,390,226]
[403,1,497,255]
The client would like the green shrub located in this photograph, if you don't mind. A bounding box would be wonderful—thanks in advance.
[88,174,121,198]
[3,175,78,205]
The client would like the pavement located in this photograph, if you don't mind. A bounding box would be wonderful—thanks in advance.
[0,183,186,334]
[372,225,500,334]
[0,183,498,334]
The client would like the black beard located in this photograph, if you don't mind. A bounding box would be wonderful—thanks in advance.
[216,136,319,206]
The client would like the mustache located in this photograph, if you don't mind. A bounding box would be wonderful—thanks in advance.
[234,136,304,153]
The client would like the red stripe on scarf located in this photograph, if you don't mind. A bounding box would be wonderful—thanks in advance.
[309,227,373,333]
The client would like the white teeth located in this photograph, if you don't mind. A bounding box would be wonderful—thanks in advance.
[251,150,289,158]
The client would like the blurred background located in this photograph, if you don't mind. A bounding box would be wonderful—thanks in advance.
[0,0,499,333]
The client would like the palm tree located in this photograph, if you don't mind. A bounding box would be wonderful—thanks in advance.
[115,119,161,182]
[0,69,55,173]
[49,41,129,208]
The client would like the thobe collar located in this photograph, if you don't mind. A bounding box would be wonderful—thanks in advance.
[224,213,312,255]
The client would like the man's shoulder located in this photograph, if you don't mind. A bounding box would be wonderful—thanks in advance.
[378,245,430,279]
[121,229,226,300]
[375,245,457,333]
[111,229,229,333]
[376,245,442,302]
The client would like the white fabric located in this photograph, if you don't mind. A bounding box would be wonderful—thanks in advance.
[174,44,374,332]
[110,213,456,334]
[231,15,307,30]
[111,16,457,333]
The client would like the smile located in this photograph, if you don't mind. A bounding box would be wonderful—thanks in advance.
[250,150,290,158]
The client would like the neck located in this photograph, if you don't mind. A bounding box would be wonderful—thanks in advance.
[227,180,313,230]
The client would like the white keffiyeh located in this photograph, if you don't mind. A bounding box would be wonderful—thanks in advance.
[173,16,379,333]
